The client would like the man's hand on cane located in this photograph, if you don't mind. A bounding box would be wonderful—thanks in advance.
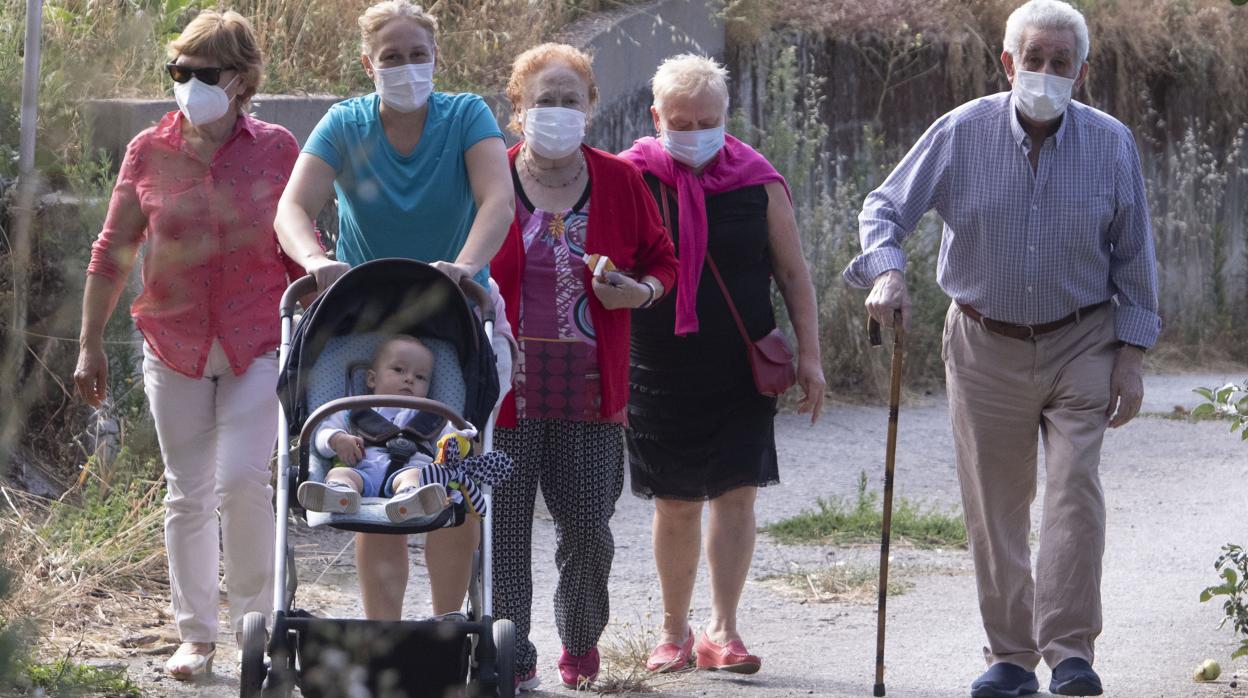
[866,269,912,331]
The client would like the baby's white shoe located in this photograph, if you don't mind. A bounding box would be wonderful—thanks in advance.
[298,480,360,514]
[385,483,448,522]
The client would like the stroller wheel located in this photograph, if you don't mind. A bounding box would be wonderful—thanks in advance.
[492,619,515,698]
[262,630,296,698]
[239,612,267,698]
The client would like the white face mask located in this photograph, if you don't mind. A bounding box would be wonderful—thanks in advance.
[662,126,725,168]
[522,107,586,159]
[1012,69,1075,122]
[174,75,236,127]
[373,61,435,113]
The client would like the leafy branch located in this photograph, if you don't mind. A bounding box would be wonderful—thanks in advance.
[1200,544,1248,659]
[1191,381,1248,439]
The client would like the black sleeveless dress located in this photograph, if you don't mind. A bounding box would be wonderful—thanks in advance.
[627,176,779,500]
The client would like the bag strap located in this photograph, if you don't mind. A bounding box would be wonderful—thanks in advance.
[658,182,754,349]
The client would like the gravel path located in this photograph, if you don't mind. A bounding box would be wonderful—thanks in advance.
[118,371,1248,697]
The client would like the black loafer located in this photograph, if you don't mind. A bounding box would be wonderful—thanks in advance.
[1049,657,1103,696]
[970,662,1039,698]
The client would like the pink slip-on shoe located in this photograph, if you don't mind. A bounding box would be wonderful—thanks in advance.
[557,646,600,689]
[694,632,761,674]
[645,629,694,673]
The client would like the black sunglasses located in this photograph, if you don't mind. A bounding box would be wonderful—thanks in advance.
[166,63,234,86]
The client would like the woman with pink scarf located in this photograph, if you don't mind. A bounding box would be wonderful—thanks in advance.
[620,54,825,675]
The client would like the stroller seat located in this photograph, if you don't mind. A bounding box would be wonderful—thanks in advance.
[303,333,468,532]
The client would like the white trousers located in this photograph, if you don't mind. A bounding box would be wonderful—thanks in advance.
[142,340,279,642]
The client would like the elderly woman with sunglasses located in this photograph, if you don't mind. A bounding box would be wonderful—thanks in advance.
[274,0,514,624]
[74,10,304,680]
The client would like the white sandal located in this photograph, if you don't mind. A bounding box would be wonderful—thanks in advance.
[165,642,215,680]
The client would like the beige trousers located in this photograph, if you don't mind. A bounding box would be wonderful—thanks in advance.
[943,302,1116,671]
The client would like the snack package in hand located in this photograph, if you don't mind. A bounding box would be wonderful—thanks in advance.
[582,253,616,280]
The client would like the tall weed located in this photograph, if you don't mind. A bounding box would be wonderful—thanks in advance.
[731,44,947,397]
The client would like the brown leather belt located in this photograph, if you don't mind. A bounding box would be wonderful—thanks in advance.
[956,301,1109,340]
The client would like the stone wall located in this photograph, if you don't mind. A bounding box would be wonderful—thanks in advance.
[84,0,723,164]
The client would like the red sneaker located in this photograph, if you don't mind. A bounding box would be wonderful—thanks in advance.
[557,646,599,689]
[694,632,761,674]
[645,629,694,672]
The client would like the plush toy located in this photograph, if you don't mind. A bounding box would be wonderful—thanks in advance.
[420,431,513,518]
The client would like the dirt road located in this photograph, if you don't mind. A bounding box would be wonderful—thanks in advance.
[118,372,1248,697]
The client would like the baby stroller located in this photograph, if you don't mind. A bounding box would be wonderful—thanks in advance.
[240,259,515,698]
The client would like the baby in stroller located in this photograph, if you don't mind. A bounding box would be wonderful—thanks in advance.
[297,334,509,523]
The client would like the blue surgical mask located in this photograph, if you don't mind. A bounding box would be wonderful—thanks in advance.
[662,126,725,168]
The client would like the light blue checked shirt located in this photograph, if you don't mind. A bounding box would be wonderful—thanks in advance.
[843,92,1160,348]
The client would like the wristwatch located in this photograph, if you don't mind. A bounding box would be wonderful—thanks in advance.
[638,279,658,309]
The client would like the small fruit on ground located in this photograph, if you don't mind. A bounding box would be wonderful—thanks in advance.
[1192,659,1221,682]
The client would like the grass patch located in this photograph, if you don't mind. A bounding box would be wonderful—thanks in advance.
[1141,407,1226,423]
[20,658,141,697]
[762,472,967,548]
[766,564,912,604]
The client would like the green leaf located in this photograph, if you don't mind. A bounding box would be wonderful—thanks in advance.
[1195,387,1215,400]
[1224,568,1239,586]
[1217,386,1234,403]
[1191,403,1216,418]
[1200,588,1215,602]
[1233,645,1248,660]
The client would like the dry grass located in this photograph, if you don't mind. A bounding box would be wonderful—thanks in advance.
[593,619,694,694]
[0,481,170,659]
[765,563,912,605]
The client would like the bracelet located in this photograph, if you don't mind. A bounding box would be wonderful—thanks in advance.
[638,279,658,309]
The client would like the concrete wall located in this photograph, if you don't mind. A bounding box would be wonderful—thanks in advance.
[84,0,722,164]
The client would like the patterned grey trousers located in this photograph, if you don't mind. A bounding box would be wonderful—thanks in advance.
[491,418,625,673]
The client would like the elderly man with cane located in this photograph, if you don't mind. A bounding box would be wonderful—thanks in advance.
[843,1,1160,696]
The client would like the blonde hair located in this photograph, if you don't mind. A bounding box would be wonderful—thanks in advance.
[359,0,439,56]
[505,43,599,134]
[167,10,263,106]
[650,53,729,112]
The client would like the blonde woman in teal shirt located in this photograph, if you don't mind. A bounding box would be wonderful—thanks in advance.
[275,0,513,621]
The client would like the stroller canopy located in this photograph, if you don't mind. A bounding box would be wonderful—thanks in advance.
[277,258,499,434]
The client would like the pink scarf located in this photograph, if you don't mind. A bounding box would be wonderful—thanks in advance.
[620,134,790,335]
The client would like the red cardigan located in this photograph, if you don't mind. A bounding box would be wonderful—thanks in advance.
[492,143,678,427]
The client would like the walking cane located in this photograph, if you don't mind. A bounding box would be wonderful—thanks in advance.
[869,309,904,698]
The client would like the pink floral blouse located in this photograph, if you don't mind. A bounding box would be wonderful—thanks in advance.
[88,110,304,379]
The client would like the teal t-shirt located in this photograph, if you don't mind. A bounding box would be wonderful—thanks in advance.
[302,92,503,284]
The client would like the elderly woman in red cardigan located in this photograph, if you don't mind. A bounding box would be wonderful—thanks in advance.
[489,43,677,692]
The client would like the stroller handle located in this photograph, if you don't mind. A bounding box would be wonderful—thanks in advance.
[280,275,318,318]
[299,395,474,449]
[457,276,495,324]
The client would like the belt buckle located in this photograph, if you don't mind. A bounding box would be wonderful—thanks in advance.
[1024,324,1036,340]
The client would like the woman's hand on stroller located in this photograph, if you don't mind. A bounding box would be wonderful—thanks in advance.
[329,432,365,466]
[304,256,351,295]
[430,261,475,285]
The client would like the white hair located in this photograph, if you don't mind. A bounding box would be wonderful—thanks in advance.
[1004,0,1090,65]
[650,53,729,112]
